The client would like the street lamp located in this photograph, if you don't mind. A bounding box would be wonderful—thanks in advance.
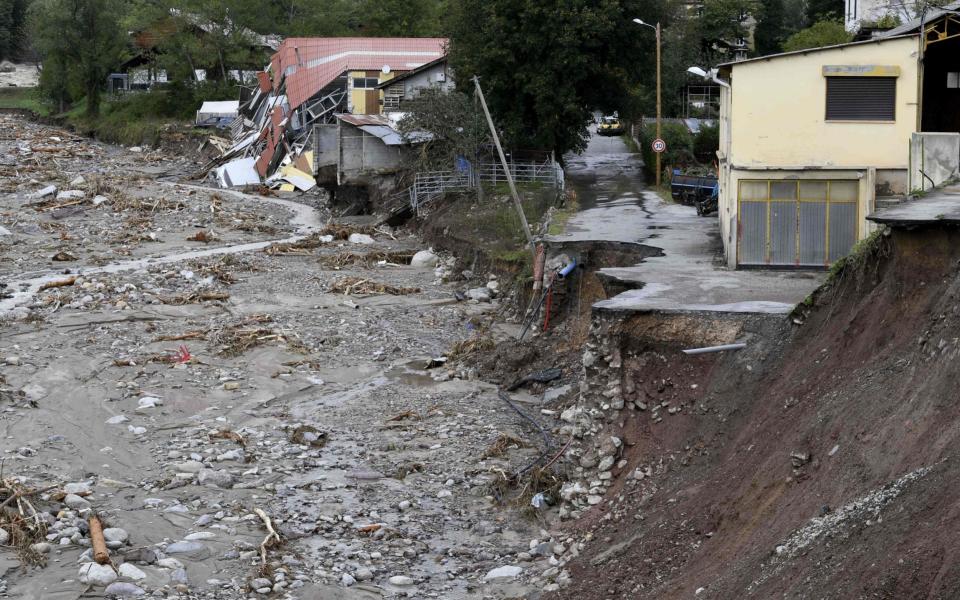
[633,18,662,187]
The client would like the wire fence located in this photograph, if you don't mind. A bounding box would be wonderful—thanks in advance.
[393,159,564,214]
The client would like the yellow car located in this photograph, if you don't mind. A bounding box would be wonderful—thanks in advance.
[597,116,624,136]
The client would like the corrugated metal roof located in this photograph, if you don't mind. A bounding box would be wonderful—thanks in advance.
[359,125,405,145]
[336,114,432,145]
[374,56,447,89]
[717,34,915,70]
[881,1,960,36]
[338,114,393,127]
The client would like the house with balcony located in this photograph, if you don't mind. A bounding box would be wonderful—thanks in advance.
[714,6,960,268]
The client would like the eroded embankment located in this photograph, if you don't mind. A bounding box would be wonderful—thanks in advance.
[553,225,960,599]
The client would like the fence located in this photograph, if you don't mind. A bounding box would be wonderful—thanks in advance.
[391,158,564,214]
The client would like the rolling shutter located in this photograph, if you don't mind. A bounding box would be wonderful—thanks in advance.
[825,76,896,121]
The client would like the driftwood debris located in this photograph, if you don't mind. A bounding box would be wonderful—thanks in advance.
[38,276,77,291]
[253,508,281,564]
[88,516,110,565]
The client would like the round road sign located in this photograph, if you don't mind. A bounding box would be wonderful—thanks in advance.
[652,138,666,153]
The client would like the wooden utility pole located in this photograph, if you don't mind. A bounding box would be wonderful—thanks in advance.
[472,76,536,255]
[655,22,662,188]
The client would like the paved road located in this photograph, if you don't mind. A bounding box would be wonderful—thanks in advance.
[548,132,825,315]
[550,133,649,244]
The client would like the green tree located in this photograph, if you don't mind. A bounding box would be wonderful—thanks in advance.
[805,0,842,23]
[398,86,490,171]
[754,0,786,55]
[700,0,759,56]
[782,20,852,52]
[448,0,676,157]
[358,0,446,36]
[0,0,31,61]
[29,0,127,117]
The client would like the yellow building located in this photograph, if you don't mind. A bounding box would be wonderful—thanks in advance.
[716,35,925,268]
[347,70,395,115]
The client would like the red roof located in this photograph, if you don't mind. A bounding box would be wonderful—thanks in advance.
[267,37,448,110]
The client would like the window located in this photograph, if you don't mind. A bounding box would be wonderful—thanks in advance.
[825,76,896,121]
[948,72,960,89]
[352,77,379,89]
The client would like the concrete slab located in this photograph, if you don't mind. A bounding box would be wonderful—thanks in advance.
[550,134,825,315]
[592,192,824,314]
[868,183,960,225]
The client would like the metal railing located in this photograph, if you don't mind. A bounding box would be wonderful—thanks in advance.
[397,159,564,214]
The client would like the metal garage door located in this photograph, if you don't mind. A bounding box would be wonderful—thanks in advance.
[737,180,858,267]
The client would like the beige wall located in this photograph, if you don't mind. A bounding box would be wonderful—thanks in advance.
[728,36,918,169]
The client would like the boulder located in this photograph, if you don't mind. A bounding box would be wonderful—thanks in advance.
[348,233,375,245]
[104,582,145,597]
[485,565,523,581]
[198,469,235,489]
[410,249,440,268]
[118,562,146,581]
[79,562,118,586]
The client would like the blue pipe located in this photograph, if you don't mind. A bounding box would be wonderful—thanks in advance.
[558,259,577,278]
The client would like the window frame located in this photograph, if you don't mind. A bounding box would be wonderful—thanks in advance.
[352,77,380,90]
[824,75,897,122]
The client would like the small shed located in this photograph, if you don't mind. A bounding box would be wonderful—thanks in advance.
[335,114,430,185]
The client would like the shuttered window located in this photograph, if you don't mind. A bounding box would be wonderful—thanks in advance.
[825,76,896,121]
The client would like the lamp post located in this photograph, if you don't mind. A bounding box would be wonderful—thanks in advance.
[633,18,662,188]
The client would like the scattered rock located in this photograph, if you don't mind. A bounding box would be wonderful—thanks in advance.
[466,287,492,302]
[388,575,414,586]
[410,249,439,268]
[103,528,129,544]
[79,562,118,586]
[27,185,57,200]
[198,469,235,488]
[104,582,145,597]
[55,190,85,201]
[348,233,375,245]
[64,494,91,510]
[118,562,146,581]
[484,565,523,581]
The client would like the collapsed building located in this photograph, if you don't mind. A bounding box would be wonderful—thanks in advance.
[209,37,448,194]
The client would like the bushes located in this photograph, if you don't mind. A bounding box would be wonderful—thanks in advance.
[637,120,693,182]
[635,120,720,182]
[693,123,718,164]
[65,80,238,145]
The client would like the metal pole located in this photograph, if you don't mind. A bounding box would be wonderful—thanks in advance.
[656,22,662,189]
[473,76,536,253]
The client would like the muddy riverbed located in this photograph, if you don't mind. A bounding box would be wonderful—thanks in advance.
[0,117,579,599]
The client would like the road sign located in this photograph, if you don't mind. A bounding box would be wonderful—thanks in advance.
[652,138,666,153]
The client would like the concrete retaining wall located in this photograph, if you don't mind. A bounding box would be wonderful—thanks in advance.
[909,132,960,193]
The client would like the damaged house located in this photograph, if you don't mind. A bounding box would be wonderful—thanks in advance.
[210,37,448,193]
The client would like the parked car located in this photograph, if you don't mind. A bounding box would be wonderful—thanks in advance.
[597,116,624,136]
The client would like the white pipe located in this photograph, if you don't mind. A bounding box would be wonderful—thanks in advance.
[682,343,746,355]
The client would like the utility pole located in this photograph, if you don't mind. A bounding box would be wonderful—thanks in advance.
[472,76,536,255]
[633,18,663,188]
[655,22,662,189]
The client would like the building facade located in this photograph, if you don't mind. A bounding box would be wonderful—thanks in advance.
[716,36,920,268]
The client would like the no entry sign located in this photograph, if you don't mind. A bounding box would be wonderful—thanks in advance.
[652,138,666,153]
